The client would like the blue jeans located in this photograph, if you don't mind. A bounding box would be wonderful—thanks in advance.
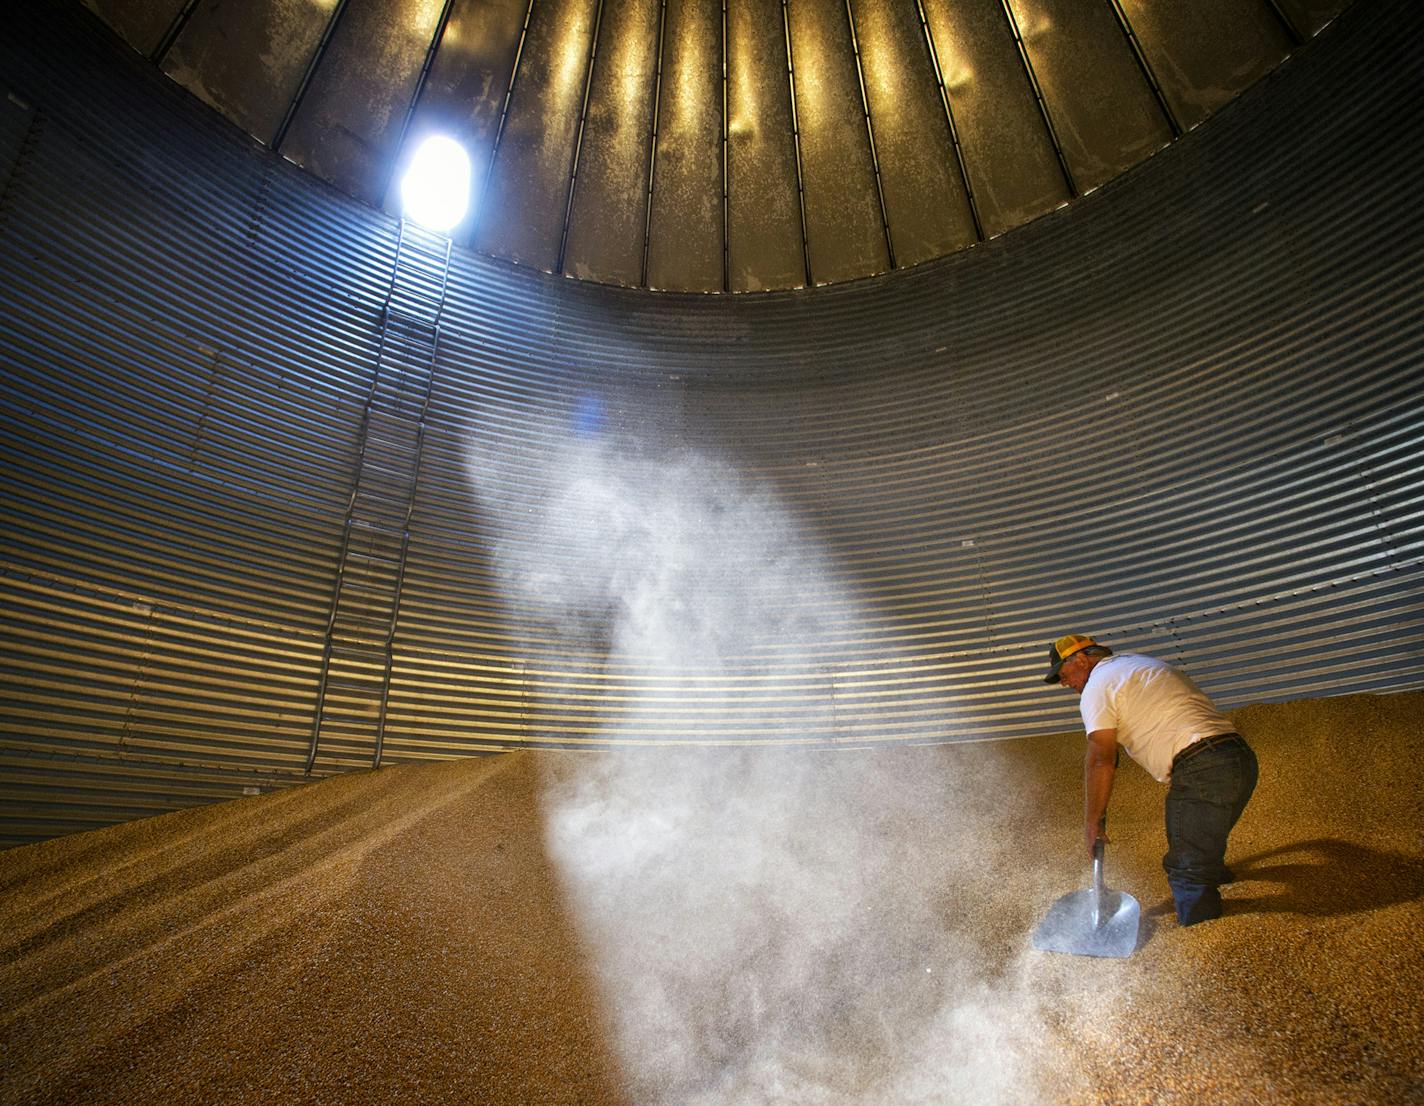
[1163,736,1258,925]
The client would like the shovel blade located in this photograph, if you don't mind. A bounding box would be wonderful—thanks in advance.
[1031,888,1141,958]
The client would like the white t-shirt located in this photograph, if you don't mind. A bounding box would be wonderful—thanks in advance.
[1078,653,1235,782]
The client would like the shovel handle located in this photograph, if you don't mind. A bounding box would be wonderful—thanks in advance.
[1090,836,1106,927]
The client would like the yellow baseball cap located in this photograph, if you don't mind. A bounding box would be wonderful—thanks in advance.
[1043,633,1101,683]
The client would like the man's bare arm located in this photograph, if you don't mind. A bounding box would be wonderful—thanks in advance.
[1083,727,1119,855]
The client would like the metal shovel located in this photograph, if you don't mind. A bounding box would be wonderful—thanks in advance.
[1031,838,1141,958]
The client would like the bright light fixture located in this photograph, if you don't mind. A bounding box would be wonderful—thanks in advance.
[400,135,471,232]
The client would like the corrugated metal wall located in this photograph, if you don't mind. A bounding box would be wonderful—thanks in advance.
[2,0,1421,846]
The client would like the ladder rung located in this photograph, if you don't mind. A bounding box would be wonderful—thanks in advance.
[374,374,434,397]
[344,541,403,566]
[353,486,411,507]
[323,680,386,697]
[355,472,416,498]
[387,290,442,311]
[349,501,412,526]
[334,601,397,623]
[347,514,410,534]
[347,518,404,536]
[356,456,417,482]
[340,568,399,590]
[362,439,420,464]
[347,516,410,535]
[391,285,444,307]
[325,664,384,679]
[329,641,387,658]
[363,423,421,449]
[340,553,401,574]
[331,600,396,621]
[368,400,429,422]
[379,323,437,346]
[365,408,422,433]
[330,627,393,647]
[375,363,435,388]
[335,584,398,607]
[389,280,444,302]
[379,338,436,360]
[342,550,402,572]
[314,728,379,742]
[383,303,441,329]
[317,718,381,734]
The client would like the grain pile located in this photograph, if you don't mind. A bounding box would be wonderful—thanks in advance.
[1,690,1420,1105]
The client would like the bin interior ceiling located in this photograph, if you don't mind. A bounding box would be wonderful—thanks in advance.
[79,0,1348,292]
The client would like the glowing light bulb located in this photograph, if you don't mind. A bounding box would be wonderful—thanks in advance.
[400,135,471,232]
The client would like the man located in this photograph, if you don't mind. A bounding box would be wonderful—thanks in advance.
[1043,633,1258,926]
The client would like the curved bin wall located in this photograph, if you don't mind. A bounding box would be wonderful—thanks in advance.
[1,1,1420,845]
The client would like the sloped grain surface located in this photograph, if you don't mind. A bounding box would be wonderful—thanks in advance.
[1,690,1420,1104]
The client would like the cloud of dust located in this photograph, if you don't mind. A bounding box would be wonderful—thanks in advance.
[466,426,1075,1105]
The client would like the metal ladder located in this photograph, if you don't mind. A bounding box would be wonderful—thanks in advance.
[306,221,451,774]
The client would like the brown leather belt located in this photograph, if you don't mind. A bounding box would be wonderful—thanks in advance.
[1171,732,1244,770]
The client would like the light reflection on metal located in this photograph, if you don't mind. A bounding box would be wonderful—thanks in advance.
[914,0,984,241]
[844,0,896,270]
[645,0,725,290]
[1004,0,1172,195]
[1110,0,1291,130]
[721,0,730,290]
[999,0,1076,197]
[1016,8,1049,38]
[555,0,607,275]
[92,0,1346,291]
[272,0,352,153]
[726,0,806,291]
[563,0,663,284]
[1105,0,1181,138]
[780,0,812,286]
[727,2,757,140]
[641,0,670,287]
[474,0,538,242]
